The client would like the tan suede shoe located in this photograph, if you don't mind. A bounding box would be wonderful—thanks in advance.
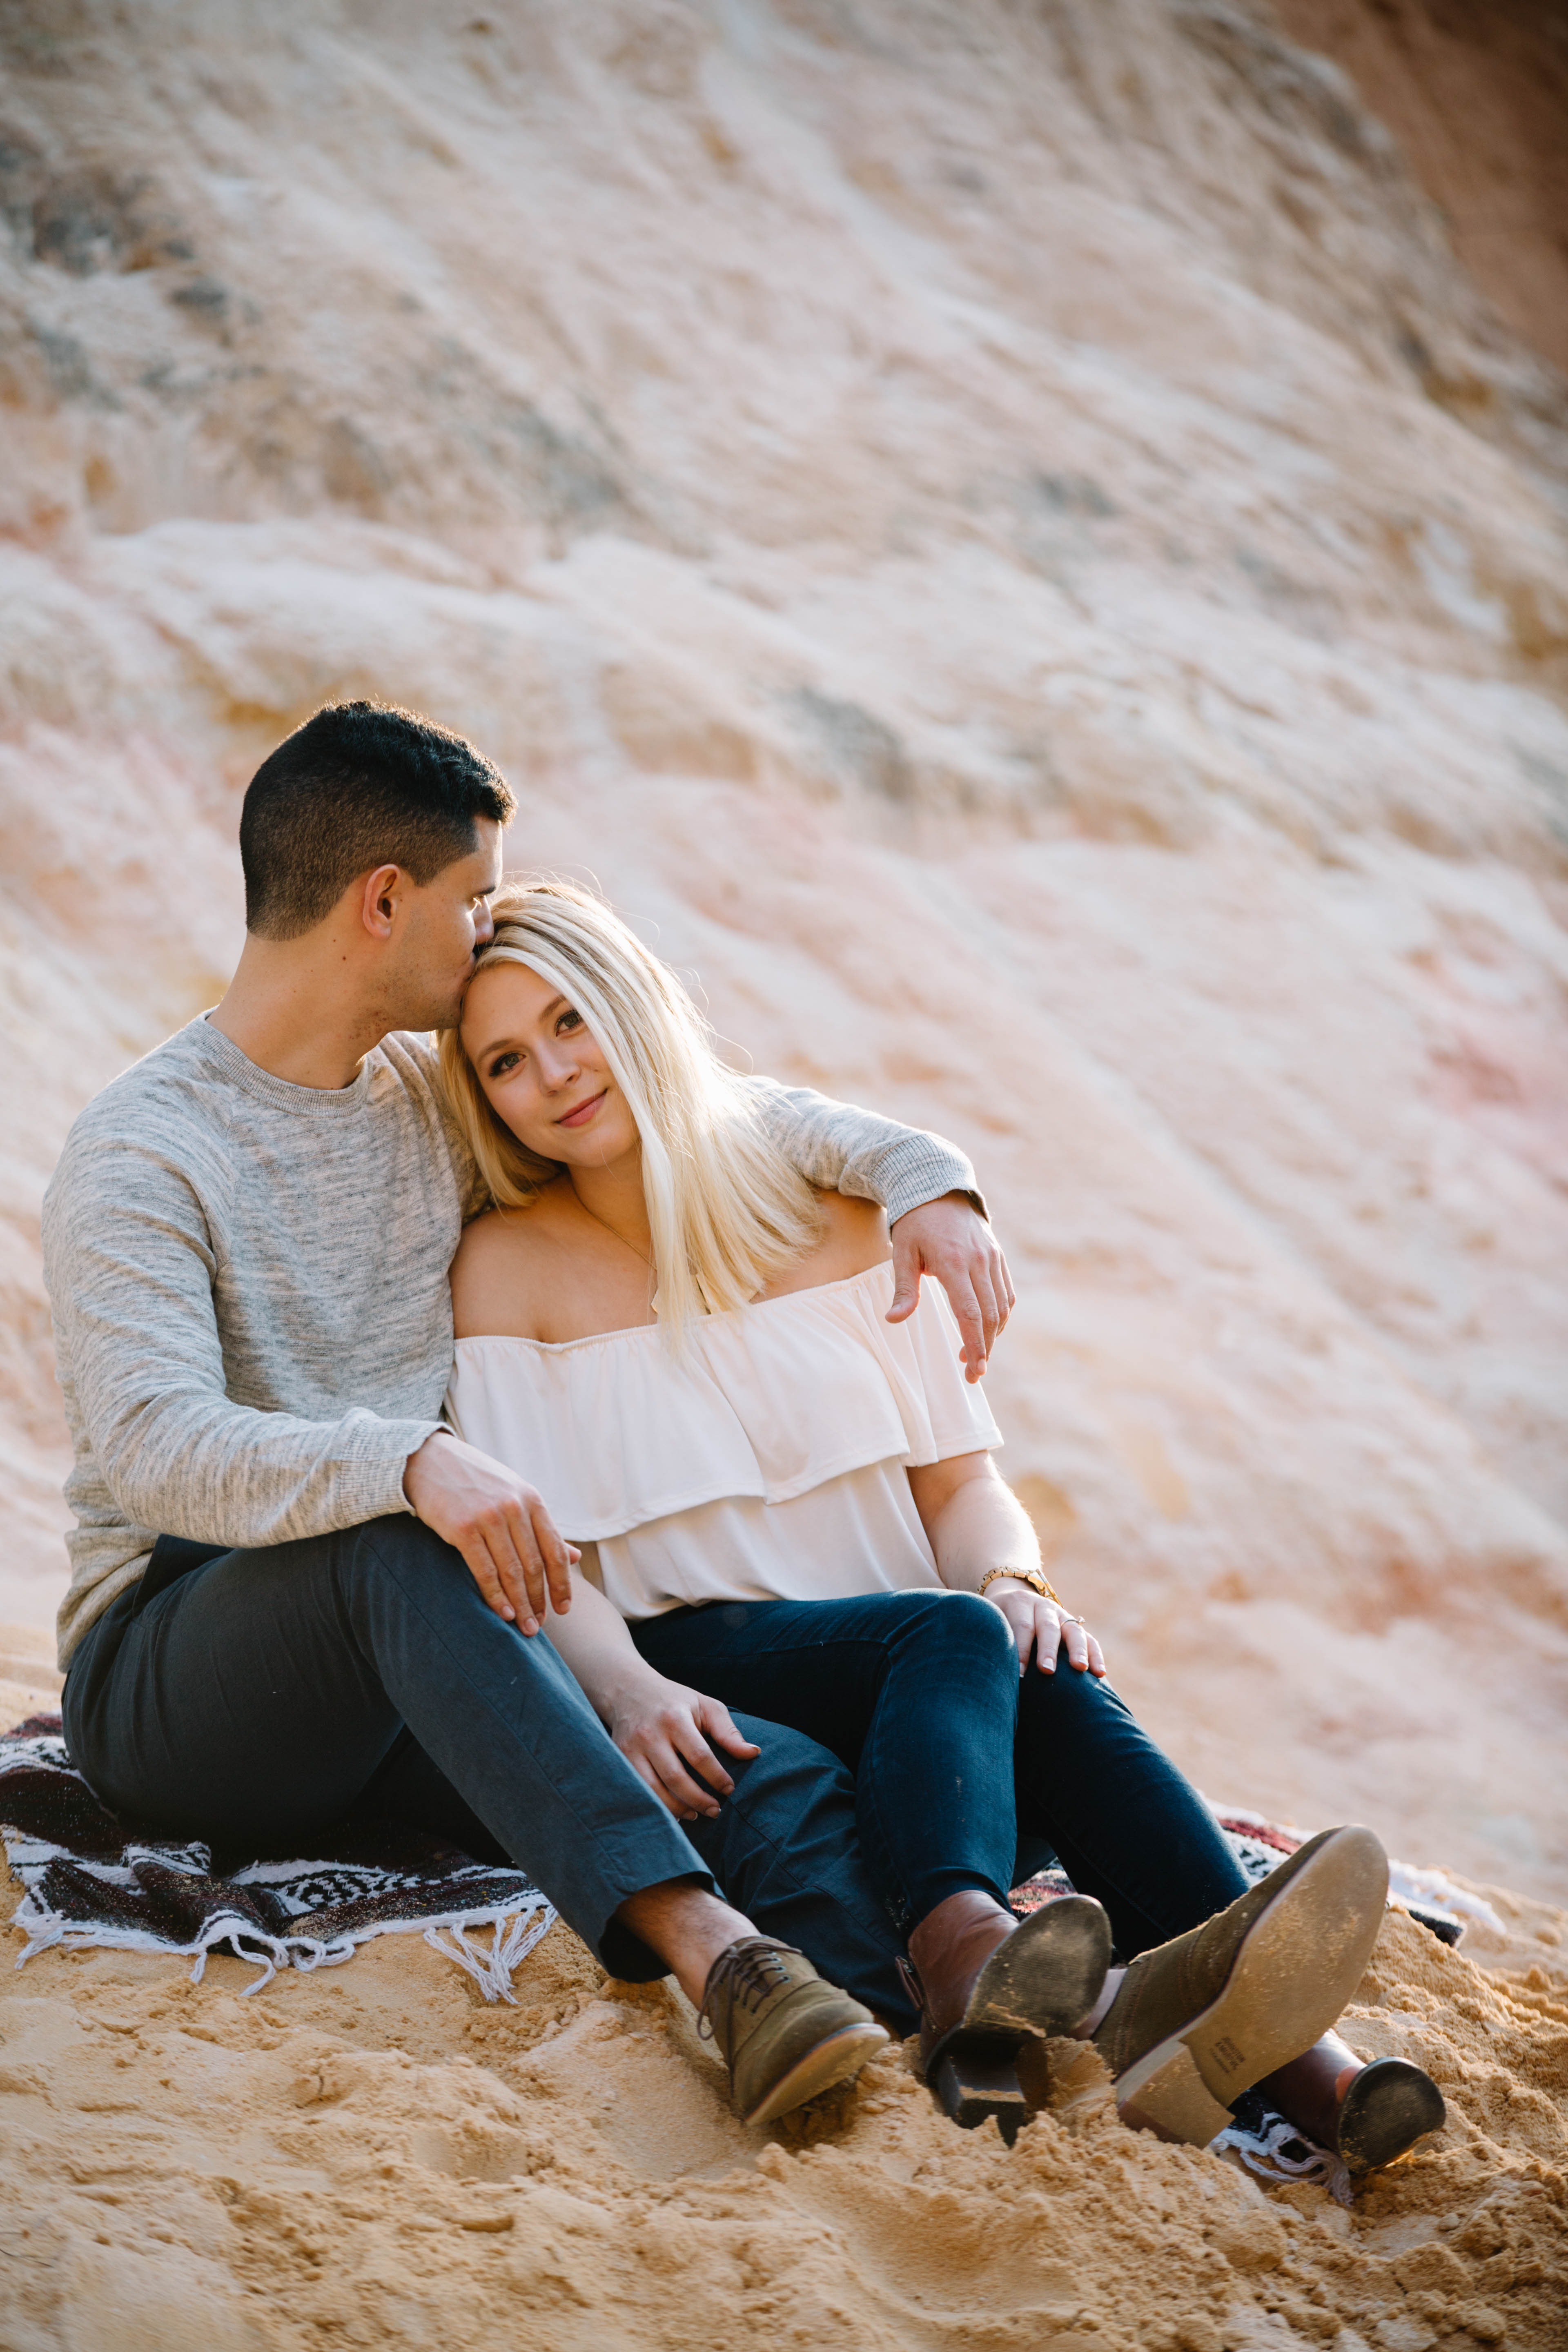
[1093,1825,1388,2146]
[700,1938,889,2127]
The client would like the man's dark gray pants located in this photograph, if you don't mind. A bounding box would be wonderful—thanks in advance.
[63,1516,913,2019]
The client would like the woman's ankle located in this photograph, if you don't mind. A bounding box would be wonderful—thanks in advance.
[1072,1964,1123,2038]
[909,1888,1013,1953]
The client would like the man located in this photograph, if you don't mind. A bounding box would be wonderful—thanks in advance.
[43,698,1013,2125]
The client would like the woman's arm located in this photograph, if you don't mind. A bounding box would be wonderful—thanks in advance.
[906,1452,1106,1677]
[543,1571,761,1820]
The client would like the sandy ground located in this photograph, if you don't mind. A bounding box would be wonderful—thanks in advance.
[3,1745,1565,2352]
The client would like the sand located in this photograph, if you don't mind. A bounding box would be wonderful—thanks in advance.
[3,1779,1565,2351]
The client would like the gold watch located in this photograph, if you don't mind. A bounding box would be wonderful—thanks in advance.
[977,1565,1062,1605]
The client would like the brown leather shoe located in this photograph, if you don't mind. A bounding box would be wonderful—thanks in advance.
[905,1891,1016,2060]
[1093,1825,1388,2146]
[902,1889,1112,2139]
[1334,2057,1446,2175]
[1259,2042,1446,2176]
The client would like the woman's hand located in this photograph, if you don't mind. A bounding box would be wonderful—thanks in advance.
[606,1673,761,1822]
[984,1579,1106,1678]
[539,1572,752,1820]
[906,1457,1098,1673]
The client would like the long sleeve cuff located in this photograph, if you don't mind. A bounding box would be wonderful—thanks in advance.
[358,1422,444,1521]
[874,1141,985,1227]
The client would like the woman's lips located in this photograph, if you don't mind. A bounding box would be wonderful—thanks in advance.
[556,1090,607,1131]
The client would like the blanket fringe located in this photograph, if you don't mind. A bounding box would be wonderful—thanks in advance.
[1209,2112,1354,2207]
[423,1901,557,2004]
[11,1886,555,1998]
[2,1720,561,1998]
[13,1893,294,1993]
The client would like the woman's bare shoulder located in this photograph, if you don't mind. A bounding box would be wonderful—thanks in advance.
[816,1189,891,1264]
[762,1189,890,1300]
[450,1191,567,1339]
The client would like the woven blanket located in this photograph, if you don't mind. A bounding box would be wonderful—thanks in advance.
[0,1713,555,2002]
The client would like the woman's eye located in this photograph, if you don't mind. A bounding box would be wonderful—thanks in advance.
[558,1009,584,1034]
[487,1051,521,1079]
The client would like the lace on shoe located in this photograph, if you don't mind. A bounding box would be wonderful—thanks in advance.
[698,1938,802,2044]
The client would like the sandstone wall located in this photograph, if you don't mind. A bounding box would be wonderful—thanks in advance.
[2,0,1566,1897]
[1276,0,1568,376]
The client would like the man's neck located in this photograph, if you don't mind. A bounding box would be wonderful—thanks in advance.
[210,932,390,1091]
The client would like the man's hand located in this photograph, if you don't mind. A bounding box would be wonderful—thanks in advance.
[606,1674,761,1822]
[887,1192,1014,1381]
[404,1430,576,1634]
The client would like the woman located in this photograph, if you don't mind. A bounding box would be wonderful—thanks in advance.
[438,881,1443,2172]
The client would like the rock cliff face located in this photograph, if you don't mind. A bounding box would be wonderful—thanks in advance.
[2,0,1567,1905]
[1276,0,1568,375]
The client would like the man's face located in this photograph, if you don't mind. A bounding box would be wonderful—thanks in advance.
[386,819,503,1032]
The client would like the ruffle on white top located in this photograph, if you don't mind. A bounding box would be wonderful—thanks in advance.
[444,1261,1002,1620]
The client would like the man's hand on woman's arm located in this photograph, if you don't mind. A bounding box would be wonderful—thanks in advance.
[404,1430,576,1634]
[405,1439,753,1817]
[542,1570,760,1821]
[743,1080,1012,1379]
[888,1192,1014,1382]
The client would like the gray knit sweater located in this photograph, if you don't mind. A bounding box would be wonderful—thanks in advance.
[42,1016,978,1668]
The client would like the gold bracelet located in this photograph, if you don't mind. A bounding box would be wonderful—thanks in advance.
[977,1565,1062,1605]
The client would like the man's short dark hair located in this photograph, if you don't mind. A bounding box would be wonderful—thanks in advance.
[240,701,517,939]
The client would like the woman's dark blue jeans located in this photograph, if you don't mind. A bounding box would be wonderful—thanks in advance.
[633,1588,1252,1959]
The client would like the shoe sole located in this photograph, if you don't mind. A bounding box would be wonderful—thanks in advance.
[917,1895,1110,2145]
[929,2038,1029,2143]
[741,2021,890,2127]
[965,1894,1113,2041]
[1116,1825,1388,2147]
[1336,2056,1446,2175]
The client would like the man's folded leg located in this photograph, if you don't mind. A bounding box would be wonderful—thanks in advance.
[63,1515,713,1981]
[681,1712,919,2038]
[215,1654,918,2036]
[274,1702,920,2036]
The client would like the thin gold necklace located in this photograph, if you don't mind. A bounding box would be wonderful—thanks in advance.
[575,1192,655,1274]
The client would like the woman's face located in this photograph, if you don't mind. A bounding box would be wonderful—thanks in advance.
[462,959,641,1169]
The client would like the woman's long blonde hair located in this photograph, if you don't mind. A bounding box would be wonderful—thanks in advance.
[438,880,824,1334]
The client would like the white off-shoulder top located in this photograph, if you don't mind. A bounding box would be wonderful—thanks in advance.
[443,1260,1002,1621]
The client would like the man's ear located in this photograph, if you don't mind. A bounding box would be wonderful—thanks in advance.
[358,864,405,941]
